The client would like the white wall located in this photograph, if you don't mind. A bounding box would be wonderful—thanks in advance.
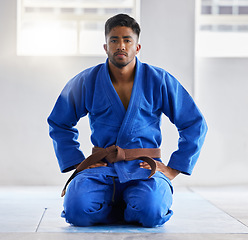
[191,57,248,185]
[140,0,195,94]
[1,0,247,186]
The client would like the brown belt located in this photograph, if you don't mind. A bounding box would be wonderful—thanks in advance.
[61,145,161,197]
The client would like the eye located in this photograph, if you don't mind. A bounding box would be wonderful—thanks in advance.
[125,39,131,43]
[110,39,117,43]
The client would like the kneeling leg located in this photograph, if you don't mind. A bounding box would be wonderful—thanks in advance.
[123,177,173,227]
[62,173,114,227]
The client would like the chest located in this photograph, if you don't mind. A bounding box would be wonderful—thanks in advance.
[112,81,133,111]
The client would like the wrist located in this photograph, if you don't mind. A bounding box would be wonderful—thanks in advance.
[166,166,180,180]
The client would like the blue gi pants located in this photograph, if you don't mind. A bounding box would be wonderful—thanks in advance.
[62,172,173,228]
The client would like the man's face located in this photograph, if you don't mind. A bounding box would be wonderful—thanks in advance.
[103,26,141,69]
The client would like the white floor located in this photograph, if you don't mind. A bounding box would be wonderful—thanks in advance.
[0,186,248,240]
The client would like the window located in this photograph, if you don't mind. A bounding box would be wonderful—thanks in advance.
[195,0,248,57]
[17,0,140,56]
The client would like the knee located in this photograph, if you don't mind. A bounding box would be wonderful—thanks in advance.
[61,176,112,226]
[125,193,173,227]
[63,194,108,226]
[124,179,173,227]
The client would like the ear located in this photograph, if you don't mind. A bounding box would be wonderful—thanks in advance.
[103,44,107,53]
[136,44,141,54]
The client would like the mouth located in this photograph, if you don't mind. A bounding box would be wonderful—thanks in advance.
[114,52,128,57]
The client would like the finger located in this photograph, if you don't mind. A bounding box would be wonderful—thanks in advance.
[94,163,107,166]
[155,161,167,172]
[139,162,151,169]
[86,162,107,169]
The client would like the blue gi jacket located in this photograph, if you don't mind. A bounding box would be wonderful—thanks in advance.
[47,58,207,183]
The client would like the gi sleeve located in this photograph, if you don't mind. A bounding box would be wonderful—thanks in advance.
[47,74,88,173]
[162,71,208,175]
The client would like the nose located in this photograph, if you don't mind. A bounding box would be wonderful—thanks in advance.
[117,40,125,51]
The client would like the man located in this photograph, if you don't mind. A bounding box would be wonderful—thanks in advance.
[47,14,207,228]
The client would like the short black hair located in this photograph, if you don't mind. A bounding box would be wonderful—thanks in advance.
[105,14,141,39]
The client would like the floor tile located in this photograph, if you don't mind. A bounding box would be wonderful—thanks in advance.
[0,187,62,233]
[1,186,248,235]
[38,187,248,233]
[191,186,248,227]
[1,233,248,240]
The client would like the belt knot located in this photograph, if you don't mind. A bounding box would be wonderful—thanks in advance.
[105,145,125,163]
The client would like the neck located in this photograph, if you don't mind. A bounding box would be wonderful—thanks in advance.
[108,58,136,84]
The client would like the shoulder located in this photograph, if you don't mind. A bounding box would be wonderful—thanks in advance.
[140,61,165,76]
[69,63,105,87]
[138,60,177,86]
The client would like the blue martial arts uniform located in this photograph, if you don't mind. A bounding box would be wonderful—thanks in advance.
[47,57,207,227]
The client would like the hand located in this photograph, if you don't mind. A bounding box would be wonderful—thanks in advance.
[139,161,180,180]
[74,161,107,169]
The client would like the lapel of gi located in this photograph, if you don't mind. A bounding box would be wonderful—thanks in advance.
[116,57,143,148]
[102,57,144,182]
[102,57,143,148]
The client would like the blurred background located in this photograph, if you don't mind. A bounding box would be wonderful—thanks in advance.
[0,0,247,187]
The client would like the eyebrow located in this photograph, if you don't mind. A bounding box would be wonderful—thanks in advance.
[110,35,133,39]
